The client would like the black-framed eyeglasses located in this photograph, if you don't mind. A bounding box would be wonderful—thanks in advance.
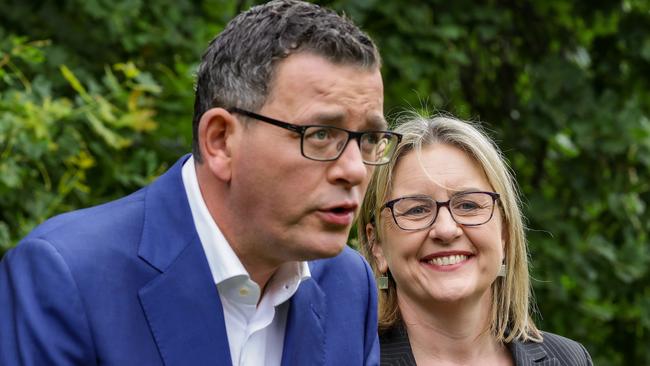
[228,107,402,165]
[382,191,501,231]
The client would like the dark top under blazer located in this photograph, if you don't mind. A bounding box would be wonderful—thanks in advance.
[0,155,380,366]
[380,324,593,366]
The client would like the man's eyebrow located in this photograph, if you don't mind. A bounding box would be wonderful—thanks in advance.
[366,114,388,130]
[310,112,388,130]
[310,111,346,125]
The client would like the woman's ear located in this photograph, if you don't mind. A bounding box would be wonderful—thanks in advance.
[366,223,388,273]
[197,107,240,182]
[501,217,508,261]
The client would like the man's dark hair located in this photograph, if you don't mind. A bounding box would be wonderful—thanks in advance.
[192,0,380,162]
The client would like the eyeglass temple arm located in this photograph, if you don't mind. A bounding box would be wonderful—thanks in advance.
[227,107,305,134]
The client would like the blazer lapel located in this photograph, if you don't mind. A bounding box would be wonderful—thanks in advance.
[138,238,231,365]
[509,339,559,366]
[281,277,326,366]
[380,324,417,366]
[137,156,232,366]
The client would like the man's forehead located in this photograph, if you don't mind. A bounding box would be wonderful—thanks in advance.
[269,52,381,87]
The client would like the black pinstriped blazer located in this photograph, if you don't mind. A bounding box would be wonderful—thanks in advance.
[380,324,593,365]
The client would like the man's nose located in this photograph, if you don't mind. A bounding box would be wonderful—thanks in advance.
[327,138,368,188]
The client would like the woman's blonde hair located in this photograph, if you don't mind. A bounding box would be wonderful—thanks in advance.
[357,112,543,343]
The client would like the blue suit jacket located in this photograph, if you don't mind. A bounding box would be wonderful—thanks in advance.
[0,156,379,365]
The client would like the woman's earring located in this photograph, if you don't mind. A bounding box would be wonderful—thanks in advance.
[497,263,507,277]
[377,273,388,290]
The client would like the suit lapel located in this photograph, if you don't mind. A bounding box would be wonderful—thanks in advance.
[509,338,559,366]
[137,156,232,366]
[380,324,417,366]
[281,277,326,366]
[138,238,232,365]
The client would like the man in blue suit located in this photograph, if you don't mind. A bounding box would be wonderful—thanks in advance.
[0,1,402,364]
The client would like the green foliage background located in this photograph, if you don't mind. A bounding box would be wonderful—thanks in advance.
[1,0,648,363]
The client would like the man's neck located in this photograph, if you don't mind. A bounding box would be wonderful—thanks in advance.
[194,160,283,293]
[235,249,283,298]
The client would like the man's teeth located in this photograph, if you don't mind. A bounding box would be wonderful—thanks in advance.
[428,255,468,266]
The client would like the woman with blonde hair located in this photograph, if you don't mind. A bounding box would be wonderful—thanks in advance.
[358,113,592,365]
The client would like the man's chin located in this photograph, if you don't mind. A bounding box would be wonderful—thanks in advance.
[299,236,348,260]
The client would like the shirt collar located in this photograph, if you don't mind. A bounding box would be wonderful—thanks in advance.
[181,156,311,304]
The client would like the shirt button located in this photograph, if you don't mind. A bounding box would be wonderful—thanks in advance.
[239,287,249,296]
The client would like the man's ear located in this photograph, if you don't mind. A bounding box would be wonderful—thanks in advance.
[198,108,240,182]
[366,223,388,273]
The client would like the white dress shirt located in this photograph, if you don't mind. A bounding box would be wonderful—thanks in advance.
[181,156,311,366]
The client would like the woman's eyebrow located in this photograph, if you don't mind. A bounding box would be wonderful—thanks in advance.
[448,187,489,195]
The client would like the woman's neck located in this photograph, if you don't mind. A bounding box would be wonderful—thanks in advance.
[398,291,513,366]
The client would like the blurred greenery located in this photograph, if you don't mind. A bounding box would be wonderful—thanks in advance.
[1,0,648,364]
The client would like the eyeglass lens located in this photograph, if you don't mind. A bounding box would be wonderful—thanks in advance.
[391,192,496,230]
[302,126,399,164]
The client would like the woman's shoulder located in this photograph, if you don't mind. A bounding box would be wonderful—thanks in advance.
[509,331,593,366]
[540,331,592,357]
